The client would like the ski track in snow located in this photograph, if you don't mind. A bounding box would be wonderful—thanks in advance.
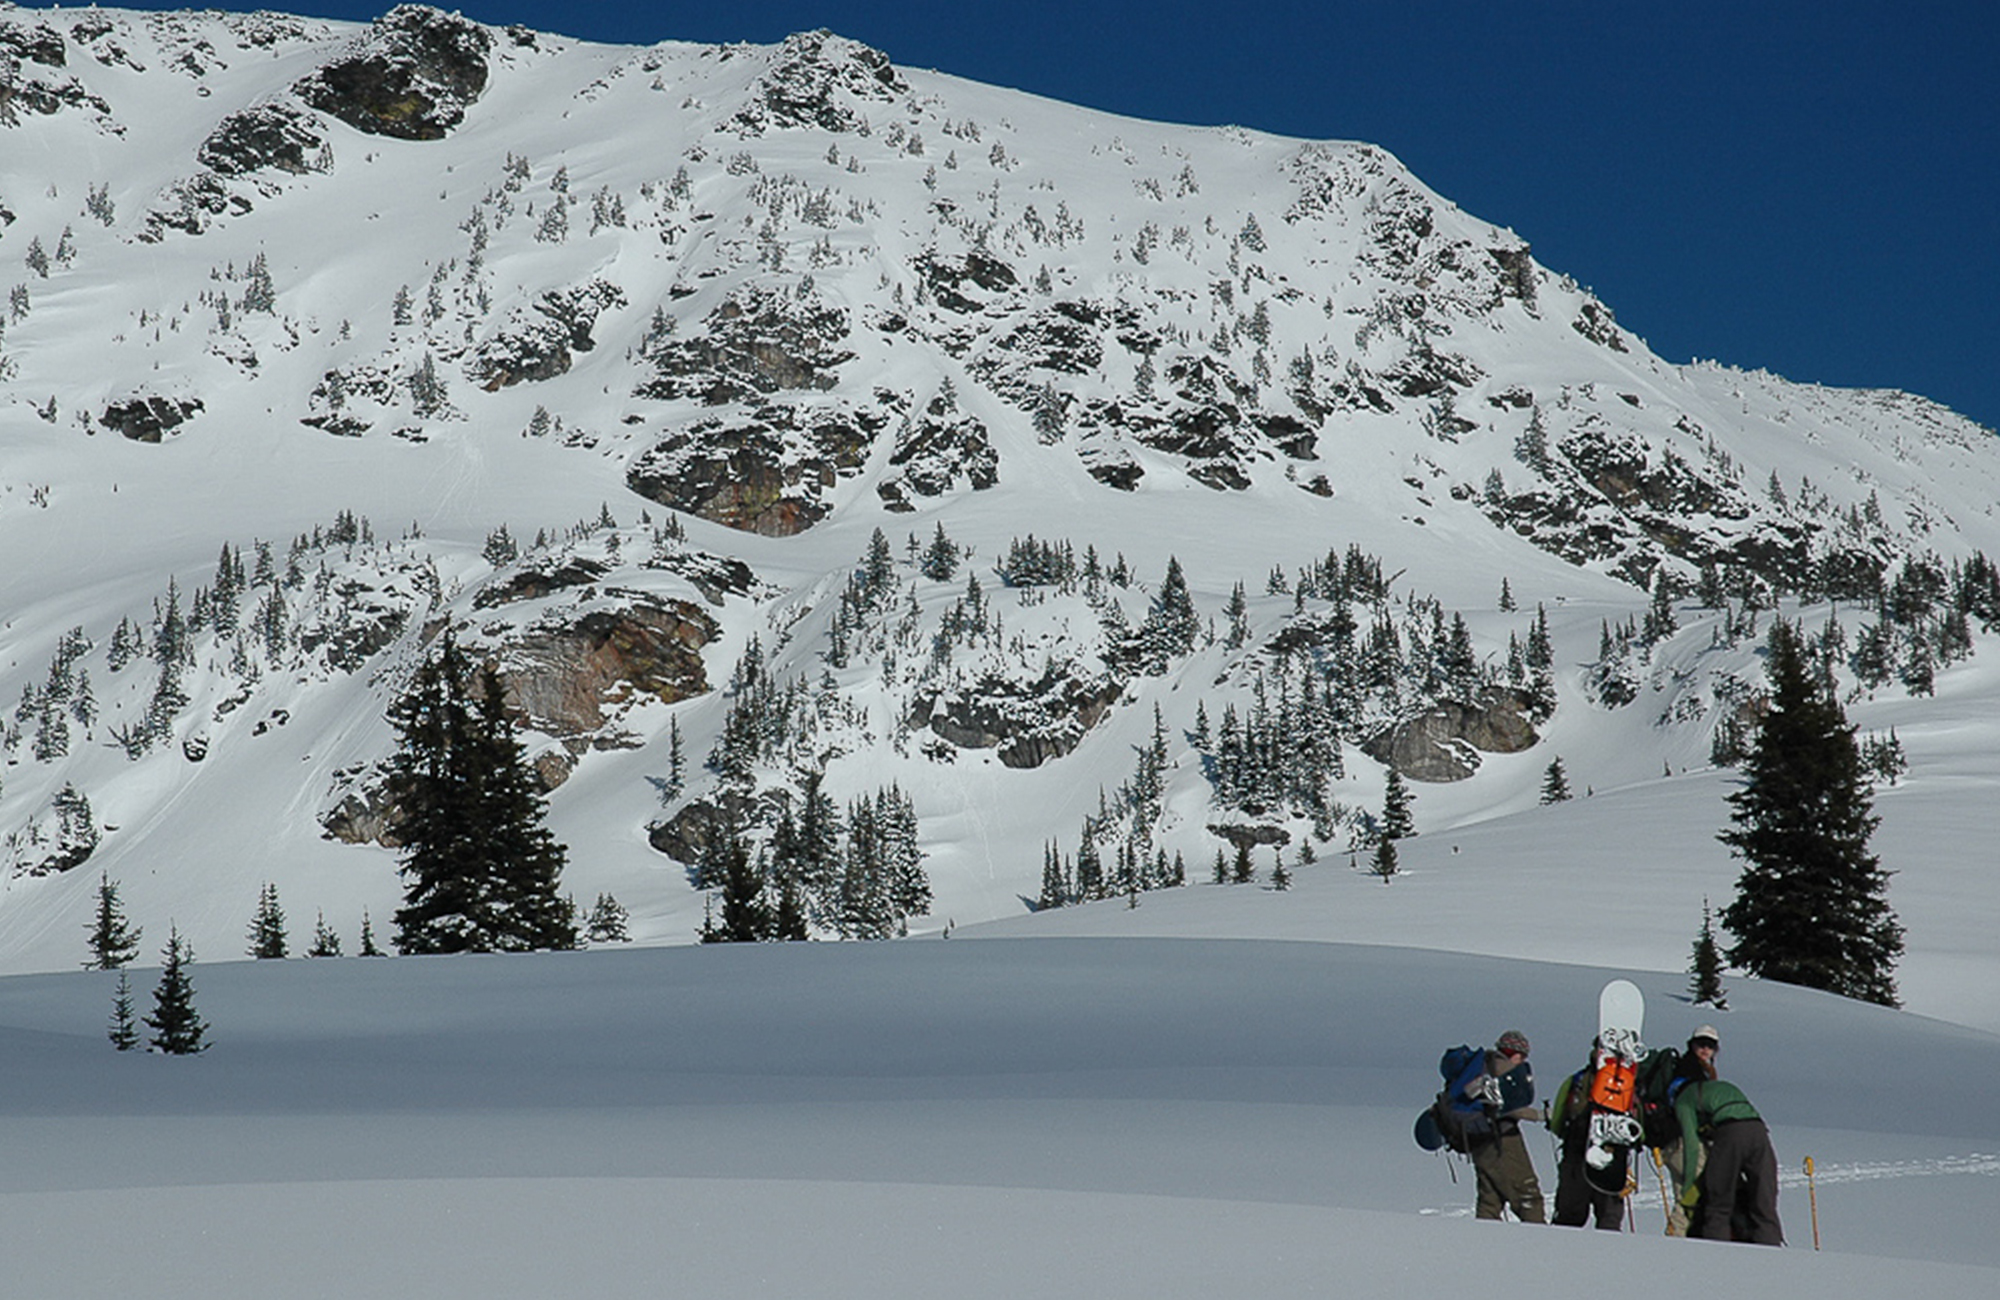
[1418,1151,2000,1220]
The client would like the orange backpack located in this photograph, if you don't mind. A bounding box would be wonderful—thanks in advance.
[1588,1052,1638,1113]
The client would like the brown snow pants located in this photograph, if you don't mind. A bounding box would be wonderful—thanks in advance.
[1472,1125,1547,1223]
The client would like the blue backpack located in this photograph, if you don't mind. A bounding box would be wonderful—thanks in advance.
[1415,1045,1494,1153]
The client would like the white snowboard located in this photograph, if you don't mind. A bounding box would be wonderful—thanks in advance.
[1598,978,1644,1058]
[1585,979,1646,1169]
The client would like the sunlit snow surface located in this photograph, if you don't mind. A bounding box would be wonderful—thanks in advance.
[4,939,1998,1296]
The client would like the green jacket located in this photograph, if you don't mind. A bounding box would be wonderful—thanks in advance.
[1674,1079,1762,1201]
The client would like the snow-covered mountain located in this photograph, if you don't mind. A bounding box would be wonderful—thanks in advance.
[3,5,1998,1036]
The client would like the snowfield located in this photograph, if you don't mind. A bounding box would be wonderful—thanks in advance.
[3,935,1998,1296]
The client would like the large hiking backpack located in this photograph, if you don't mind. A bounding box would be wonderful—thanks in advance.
[1634,1046,1683,1148]
[1415,1044,1492,1154]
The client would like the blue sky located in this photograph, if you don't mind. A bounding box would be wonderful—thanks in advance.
[115,1,2000,429]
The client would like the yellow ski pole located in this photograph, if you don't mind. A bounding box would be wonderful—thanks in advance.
[1650,1147,1673,1233]
[1805,1156,1821,1250]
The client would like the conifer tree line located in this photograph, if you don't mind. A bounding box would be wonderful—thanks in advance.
[698,775,931,941]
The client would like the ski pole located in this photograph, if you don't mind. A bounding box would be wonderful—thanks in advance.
[1805,1156,1821,1250]
[1650,1147,1673,1233]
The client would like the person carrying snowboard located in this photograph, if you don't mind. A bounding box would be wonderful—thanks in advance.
[1674,1069,1783,1245]
[1549,1042,1626,1230]
[1450,1030,1546,1223]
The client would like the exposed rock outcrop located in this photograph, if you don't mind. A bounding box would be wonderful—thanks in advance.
[913,662,1123,769]
[294,5,492,141]
[730,30,904,135]
[495,597,719,747]
[100,395,204,442]
[635,285,854,404]
[626,399,890,535]
[1361,691,1539,783]
[197,102,327,176]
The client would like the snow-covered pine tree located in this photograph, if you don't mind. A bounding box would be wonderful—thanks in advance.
[145,925,209,1055]
[1381,767,1415,841]
[247,882,288,958]
[586,893,631,943]
[1539,757,1572,805]
[920,521,960,581]
[1136,556,1199,670]
[878,785,930,922]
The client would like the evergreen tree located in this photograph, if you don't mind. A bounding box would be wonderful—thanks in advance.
[307,910,343,957]
[389,634,577,954]
[586,893,631,943]
[1689,899,1729,1010]
[145,925,209,1055]
[1381,767,1415,841]
[1138,556,1200,666]
[1719,621,1903,1006]
[84,872,142,970]
[108,970,141,1051]
[703,830,770,942]
[1538,757,1572,805]
[1270,847,1291,892]
[919,521,960,581]
[1370,836,1399,883]
[247,882,288,959]
[358,910,385,957]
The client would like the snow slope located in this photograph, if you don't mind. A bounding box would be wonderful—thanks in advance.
[3,935,1998,1296]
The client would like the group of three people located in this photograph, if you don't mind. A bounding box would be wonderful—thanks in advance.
[1454,1025,1783,1244]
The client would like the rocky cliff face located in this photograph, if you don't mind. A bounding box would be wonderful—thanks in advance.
[294,5,493,141]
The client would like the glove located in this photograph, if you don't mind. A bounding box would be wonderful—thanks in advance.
[1679,1184,1701,1209]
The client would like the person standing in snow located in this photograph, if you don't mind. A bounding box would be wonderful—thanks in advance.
[1674,1066,1783,1244]
[1661,1026,1721,1236]
[1453,1029,1547,1222]
[1548,1043,1625,1230]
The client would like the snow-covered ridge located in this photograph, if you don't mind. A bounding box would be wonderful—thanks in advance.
[1,7,1997,1042]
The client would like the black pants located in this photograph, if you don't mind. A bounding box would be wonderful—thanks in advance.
[1553,1136,1625,1230]
[1694,1119,1783,1245]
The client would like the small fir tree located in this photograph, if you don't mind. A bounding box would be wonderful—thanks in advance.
[586,893,631,943]
[358,910,386,957]
[307,910,343,957]
[1689,899,1729,1009]
[247,882,288,959]
[1381,768,1415,841]
[145,926,209,1055]
[1539,757,1573,805]
[108,971,141,1051]
[1370,836,1399,883]
[84,872,142,970]
[1270,847,1291,892]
